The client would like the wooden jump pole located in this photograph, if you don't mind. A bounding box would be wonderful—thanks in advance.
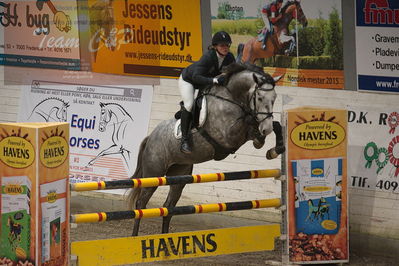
[70,169,281,192]
[71,198,281,223]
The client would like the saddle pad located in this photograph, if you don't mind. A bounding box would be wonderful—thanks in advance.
[174,97,207,139]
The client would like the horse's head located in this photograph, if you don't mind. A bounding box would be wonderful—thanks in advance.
[99,0,117,51]
[99,102,111,132]
[248,72,283,138]
[56,101,69,122]
[292,1,308,27]
[283,0,308,27]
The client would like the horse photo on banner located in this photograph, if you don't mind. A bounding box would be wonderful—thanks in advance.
[211,0,344,89]
[17,80,153,188]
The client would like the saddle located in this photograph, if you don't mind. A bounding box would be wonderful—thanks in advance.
[174,86,239,161]
[174,89,207,139]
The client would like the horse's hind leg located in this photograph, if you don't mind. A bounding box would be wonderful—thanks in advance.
[162,164,193,234]
[132,187,158,236]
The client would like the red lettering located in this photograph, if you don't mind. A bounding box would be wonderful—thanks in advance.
[363,0,399,25]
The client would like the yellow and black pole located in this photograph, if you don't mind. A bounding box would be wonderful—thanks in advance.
[70,169,281,192]
[71,198,281,223]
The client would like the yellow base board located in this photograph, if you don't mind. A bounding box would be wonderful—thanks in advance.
[71,224,280,265]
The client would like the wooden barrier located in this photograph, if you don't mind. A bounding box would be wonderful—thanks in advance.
[71,198,281,223]
[70,169,283,265]
[70,169,281,191]
[71,224,281,265]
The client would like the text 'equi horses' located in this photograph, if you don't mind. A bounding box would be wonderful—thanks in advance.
[127,63,285,236]
[238,1,308,64]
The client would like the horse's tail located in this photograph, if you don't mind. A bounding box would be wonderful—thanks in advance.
[236,43,244,63]
[126,136,149,210]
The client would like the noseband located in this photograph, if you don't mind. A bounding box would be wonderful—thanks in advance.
[250,83,274,123]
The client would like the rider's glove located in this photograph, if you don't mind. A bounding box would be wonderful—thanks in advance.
[214,76,225,85]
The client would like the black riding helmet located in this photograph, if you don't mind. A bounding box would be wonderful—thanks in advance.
[212,31,232,46]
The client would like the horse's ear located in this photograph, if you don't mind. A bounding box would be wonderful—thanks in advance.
[99,102,104,107]
[273,74,284,83]
[252,73,260,84]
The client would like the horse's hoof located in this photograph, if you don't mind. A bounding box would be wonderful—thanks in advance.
[253,139,264,149]
[266,148,278,160]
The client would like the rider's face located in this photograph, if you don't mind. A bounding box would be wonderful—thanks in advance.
[215,43,230,56]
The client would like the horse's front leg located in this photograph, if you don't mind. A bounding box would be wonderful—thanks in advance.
[87,144,120,166]
[266,121,286,160]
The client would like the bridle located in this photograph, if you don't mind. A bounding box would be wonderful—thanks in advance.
[203,78,275,125]
[249,82,274,123]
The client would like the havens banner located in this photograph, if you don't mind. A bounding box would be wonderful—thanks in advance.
[87,0,203,78]
[0,0,80,70]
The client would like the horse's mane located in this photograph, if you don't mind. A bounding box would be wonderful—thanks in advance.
[222,62,274,86]
[222,62,265,81]
[100,102,133,119]
[34,97,69,107]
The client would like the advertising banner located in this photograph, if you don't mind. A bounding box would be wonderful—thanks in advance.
[355,0,399,93]
[0,0,80,70]
[0,122,69,266]
[72,224,280,265]
[285,107,348,264]
[211,0,344,89]
[17,80,153,186]
[348,107,399,193]
[86,0,203,78]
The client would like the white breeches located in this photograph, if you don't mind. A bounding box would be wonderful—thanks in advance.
[262,13,271,31]
[178,75,195,112]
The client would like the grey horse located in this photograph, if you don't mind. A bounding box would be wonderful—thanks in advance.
[127,63,285,236]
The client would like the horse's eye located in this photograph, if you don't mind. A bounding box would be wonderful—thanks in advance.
[258,97,263,102]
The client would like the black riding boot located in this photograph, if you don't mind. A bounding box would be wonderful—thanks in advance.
[262,31,268,50]
[180,109,192,154]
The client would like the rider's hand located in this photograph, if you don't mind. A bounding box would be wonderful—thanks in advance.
[215,76,225,85]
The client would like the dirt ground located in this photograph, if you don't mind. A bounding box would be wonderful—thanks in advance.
[70,202,397,266]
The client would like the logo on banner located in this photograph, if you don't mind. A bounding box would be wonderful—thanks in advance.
[363,0,399,25]
[0,135,35,169]
[40,135,69,168]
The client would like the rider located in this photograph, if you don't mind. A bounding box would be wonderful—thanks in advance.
[178,31,236,154]
[260,0,284,50]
